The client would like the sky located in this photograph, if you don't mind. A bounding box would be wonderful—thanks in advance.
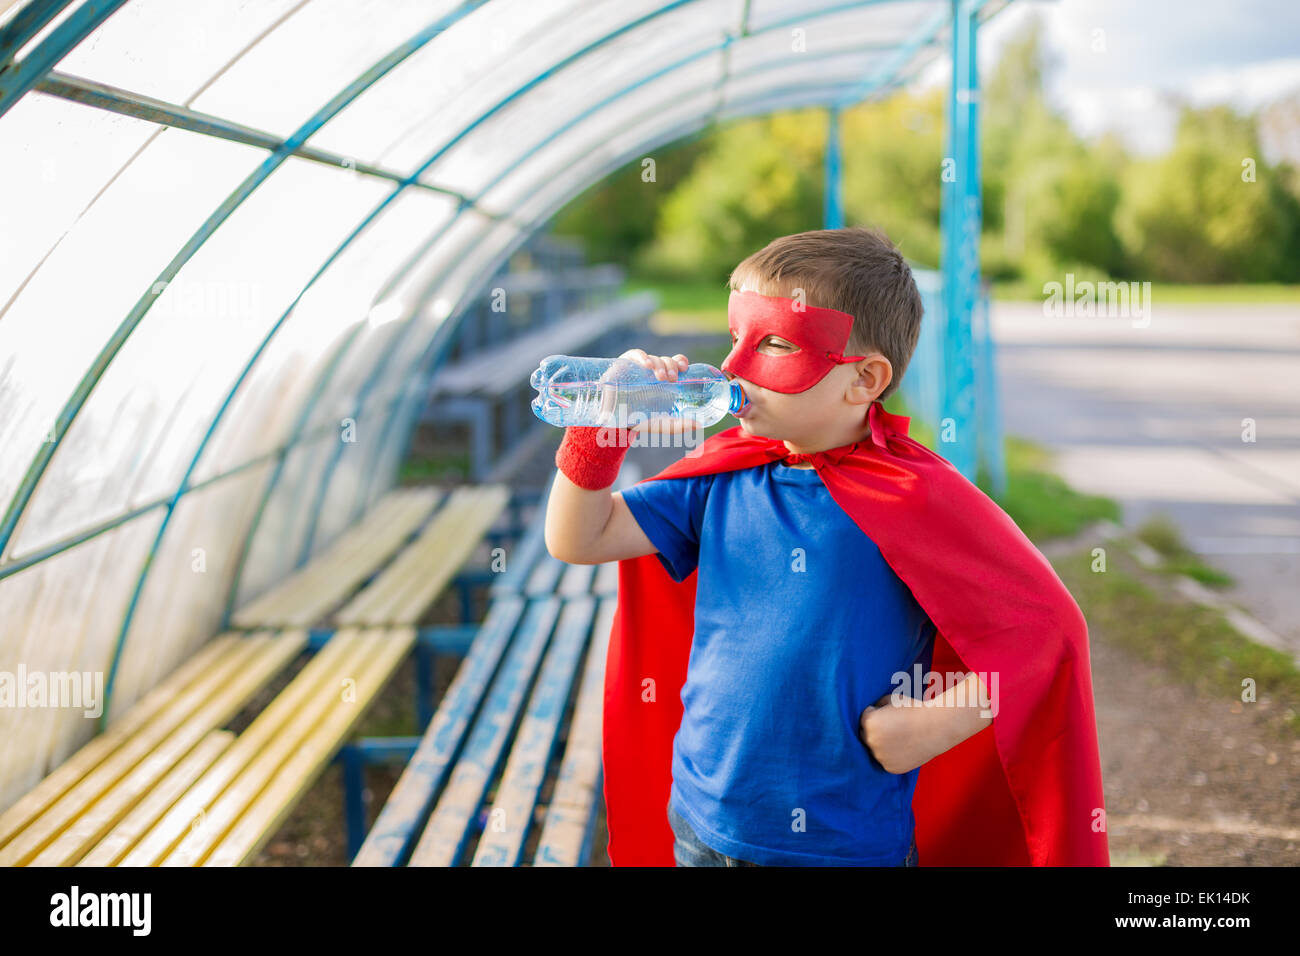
[916,0,1300,160]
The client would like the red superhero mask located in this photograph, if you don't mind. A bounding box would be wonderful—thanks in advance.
[720,289,867,393]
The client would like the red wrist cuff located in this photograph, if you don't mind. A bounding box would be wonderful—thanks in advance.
[555,425,636,490]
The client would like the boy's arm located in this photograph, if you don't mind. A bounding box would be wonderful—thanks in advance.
[859,673,994,775]
[543,349,692,566]
[545,473,660,565]
[915,672,994,753]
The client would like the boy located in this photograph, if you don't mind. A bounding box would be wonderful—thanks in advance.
[544,227,1108,867]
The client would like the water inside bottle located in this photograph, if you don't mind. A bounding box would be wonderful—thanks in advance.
[530,357,735,428]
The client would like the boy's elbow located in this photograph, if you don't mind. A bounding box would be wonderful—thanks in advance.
[543,526,570,563]
[544,528,592,565]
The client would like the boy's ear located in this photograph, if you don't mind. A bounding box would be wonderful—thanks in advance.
[849,353,893,403]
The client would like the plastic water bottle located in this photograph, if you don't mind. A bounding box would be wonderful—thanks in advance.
[529,354,749,429]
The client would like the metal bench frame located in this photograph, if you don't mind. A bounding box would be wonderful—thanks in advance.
[349,470,626,866]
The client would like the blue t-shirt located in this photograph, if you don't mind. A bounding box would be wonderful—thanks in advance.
[620,460,936,866]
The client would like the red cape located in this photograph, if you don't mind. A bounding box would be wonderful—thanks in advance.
[600,401,1109,866]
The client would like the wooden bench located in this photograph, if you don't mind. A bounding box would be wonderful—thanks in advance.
[0,631,306,866]
[231,486,443,628]
[0,483,508,866]
[351,468,634,867]
[332,485,508,627]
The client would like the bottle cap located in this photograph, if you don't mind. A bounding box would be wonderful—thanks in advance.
[728,382,750,417]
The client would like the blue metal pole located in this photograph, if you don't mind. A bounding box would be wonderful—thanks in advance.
[939,0,980,481]
[824,104,843,229]
[0,0,129,117]
[959,2,984,482]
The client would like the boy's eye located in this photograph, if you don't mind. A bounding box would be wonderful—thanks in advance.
[729,333,795,351]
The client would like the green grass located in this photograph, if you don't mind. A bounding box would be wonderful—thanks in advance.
[1052,543,1300,735]
[991,435,1122,542]
[1135,514,1235,588]
[992,280,1300,304]
[398,450,470,483]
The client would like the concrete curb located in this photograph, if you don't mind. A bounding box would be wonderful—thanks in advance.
[1093,519,1300,669]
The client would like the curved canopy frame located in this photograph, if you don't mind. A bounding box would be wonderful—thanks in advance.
[0,0,1007,801]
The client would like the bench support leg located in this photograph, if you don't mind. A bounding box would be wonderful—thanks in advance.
[341,744,367,863]
[415,642,434,731]
[423,396,492,482]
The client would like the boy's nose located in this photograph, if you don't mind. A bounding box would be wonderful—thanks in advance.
[720,350,739,380]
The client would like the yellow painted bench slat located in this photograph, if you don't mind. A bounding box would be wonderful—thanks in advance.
[0,633,243,852]
[0,633,293,866]
[27,632,306,865]
[200,627,416,866]
[380,486,508,625]
[77,730,235,867]
[333,485,507,626]
[116,627,365,866]
[232,488,441,627]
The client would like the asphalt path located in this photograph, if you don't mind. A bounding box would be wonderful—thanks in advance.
[992,301,1300,654]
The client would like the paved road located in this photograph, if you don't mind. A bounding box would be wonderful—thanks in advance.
[992,301,1300,653]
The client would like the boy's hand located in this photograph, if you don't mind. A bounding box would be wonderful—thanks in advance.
[858,693,941,775]
[609,348,700,436]
[618,347,689,383]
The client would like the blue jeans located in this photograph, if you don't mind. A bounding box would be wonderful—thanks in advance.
[668,800,918,867]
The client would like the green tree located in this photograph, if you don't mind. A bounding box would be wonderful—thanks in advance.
[1115,104,1300,281]
[983,14,1126,281]
[635,111,825,280]
[839,89,946,268]
[550,136,711,268]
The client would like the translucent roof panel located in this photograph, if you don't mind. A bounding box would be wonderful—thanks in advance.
[187,2,461,140]
[317,0,739,179]
[303,0,594,167]
[747,0,946,37]
[0,511,166,801]
[53,0,303,105]
[111,465,273,714]
[11,158,392,560]
[422,33,727,197]
[0,93,159,302]
[0,121,266,559]
[193,187,459,485]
